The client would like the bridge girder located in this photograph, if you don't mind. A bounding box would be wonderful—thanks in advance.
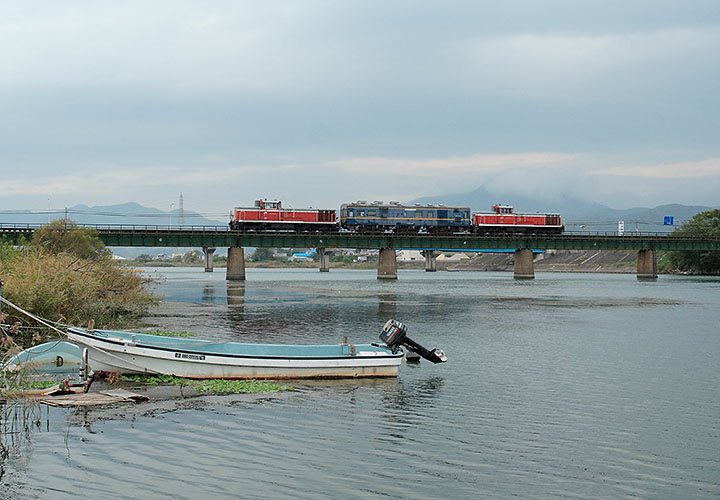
[1,225,719,251]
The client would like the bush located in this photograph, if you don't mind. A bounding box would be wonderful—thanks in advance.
[0,222,158,349]
[2,249,157,326]
[31,219,110,260]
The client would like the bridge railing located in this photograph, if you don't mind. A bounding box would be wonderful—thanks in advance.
[0,222,716,239]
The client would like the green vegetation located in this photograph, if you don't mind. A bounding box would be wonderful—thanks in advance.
[145,330,196,337]
[196,379,291,394]
[121,374,191,386]
[0,367,26,398]
[661,209,720,275]
[120,373,291,394]
[32,220,110,260]
[0,364,59,399]
[250,247,276,262]
[21,380,58,390]
[0,219,158,350]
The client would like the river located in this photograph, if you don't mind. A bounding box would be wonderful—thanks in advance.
[2,268,719,499]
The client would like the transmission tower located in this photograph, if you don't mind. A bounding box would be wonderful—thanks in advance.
[179,193,185,226]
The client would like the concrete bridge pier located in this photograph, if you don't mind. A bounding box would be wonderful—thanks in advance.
[422,250,438,272]
[637,249,657,280]
[377,248,398,280]
[317,248,330,272]
[203,247,216,272]
[514,248,535,280]
[226,247,246,281]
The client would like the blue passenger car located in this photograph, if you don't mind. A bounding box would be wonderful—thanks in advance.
[339,202,471,233]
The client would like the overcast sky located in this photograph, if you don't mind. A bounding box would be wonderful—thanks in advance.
[1,0,719,220]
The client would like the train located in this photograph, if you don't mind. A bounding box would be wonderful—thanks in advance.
[229,199,563,234]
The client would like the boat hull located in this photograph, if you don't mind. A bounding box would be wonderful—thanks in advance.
[66,328,403,379]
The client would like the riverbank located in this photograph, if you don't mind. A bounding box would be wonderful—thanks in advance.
[449,249,639,273]
[129,250,643,273]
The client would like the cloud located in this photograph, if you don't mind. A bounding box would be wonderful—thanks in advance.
[1,2,719,214]
[2,165,274,197]
[590,158,720,179]
[326,153,577,176]
[457,27,720,100]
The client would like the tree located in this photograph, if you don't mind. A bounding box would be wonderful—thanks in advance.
[664,209,720,275]
[135,254,154,263]
[250,248,274,262]
[181,249,203,264]
[31,219,110,261]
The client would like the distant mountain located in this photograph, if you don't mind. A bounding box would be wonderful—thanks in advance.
[410,185,608,217]
[0,202,226,258]
[0,202,225,227]
[409,186,717,233]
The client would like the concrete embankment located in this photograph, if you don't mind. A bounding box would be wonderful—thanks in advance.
[448,249,638,274]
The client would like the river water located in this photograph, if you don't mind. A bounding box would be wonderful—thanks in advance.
[2,268,719,499]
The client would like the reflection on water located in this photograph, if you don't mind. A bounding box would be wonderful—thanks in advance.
[226,282,245,324]
[377,292,397,320]
[201,284,214,302]
[2,269,720,499]
[226,282,245,306]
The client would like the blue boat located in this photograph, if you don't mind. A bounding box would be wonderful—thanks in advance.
[65,327,405,379]
[2,341,84,374]
[64,320,446,379]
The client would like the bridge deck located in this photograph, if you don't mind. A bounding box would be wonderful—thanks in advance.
[2,224,718,251]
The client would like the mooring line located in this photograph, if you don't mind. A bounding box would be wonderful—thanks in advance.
[0,295,164,375]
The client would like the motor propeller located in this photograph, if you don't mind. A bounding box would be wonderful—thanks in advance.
[380,319,447,364]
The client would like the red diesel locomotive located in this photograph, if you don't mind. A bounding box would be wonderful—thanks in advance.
[230,199,563,234]
[472,204,563,234]
[229,199,336,231]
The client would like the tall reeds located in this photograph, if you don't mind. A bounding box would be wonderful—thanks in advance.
[0,221,158,351]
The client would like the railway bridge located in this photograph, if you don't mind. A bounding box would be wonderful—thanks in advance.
[2,224,718,280]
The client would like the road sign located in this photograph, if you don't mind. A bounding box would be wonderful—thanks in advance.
[664,216,674,226]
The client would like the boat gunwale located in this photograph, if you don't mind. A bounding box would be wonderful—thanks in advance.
[66,328,403,361]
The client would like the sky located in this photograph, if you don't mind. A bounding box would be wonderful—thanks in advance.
[1,0,719,221]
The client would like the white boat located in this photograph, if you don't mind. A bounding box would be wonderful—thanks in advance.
[65,327,406,379]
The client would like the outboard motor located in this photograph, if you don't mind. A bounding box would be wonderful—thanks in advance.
[380,320,447,364]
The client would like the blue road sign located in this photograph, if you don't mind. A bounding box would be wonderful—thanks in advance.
[664,216,674,225]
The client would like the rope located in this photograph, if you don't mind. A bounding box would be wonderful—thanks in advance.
[0,295,164,375]
[0,296,67,337]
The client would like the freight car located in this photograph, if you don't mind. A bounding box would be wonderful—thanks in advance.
[339,201,472,234]
[472,205,563,234]
[229,199,336,232]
